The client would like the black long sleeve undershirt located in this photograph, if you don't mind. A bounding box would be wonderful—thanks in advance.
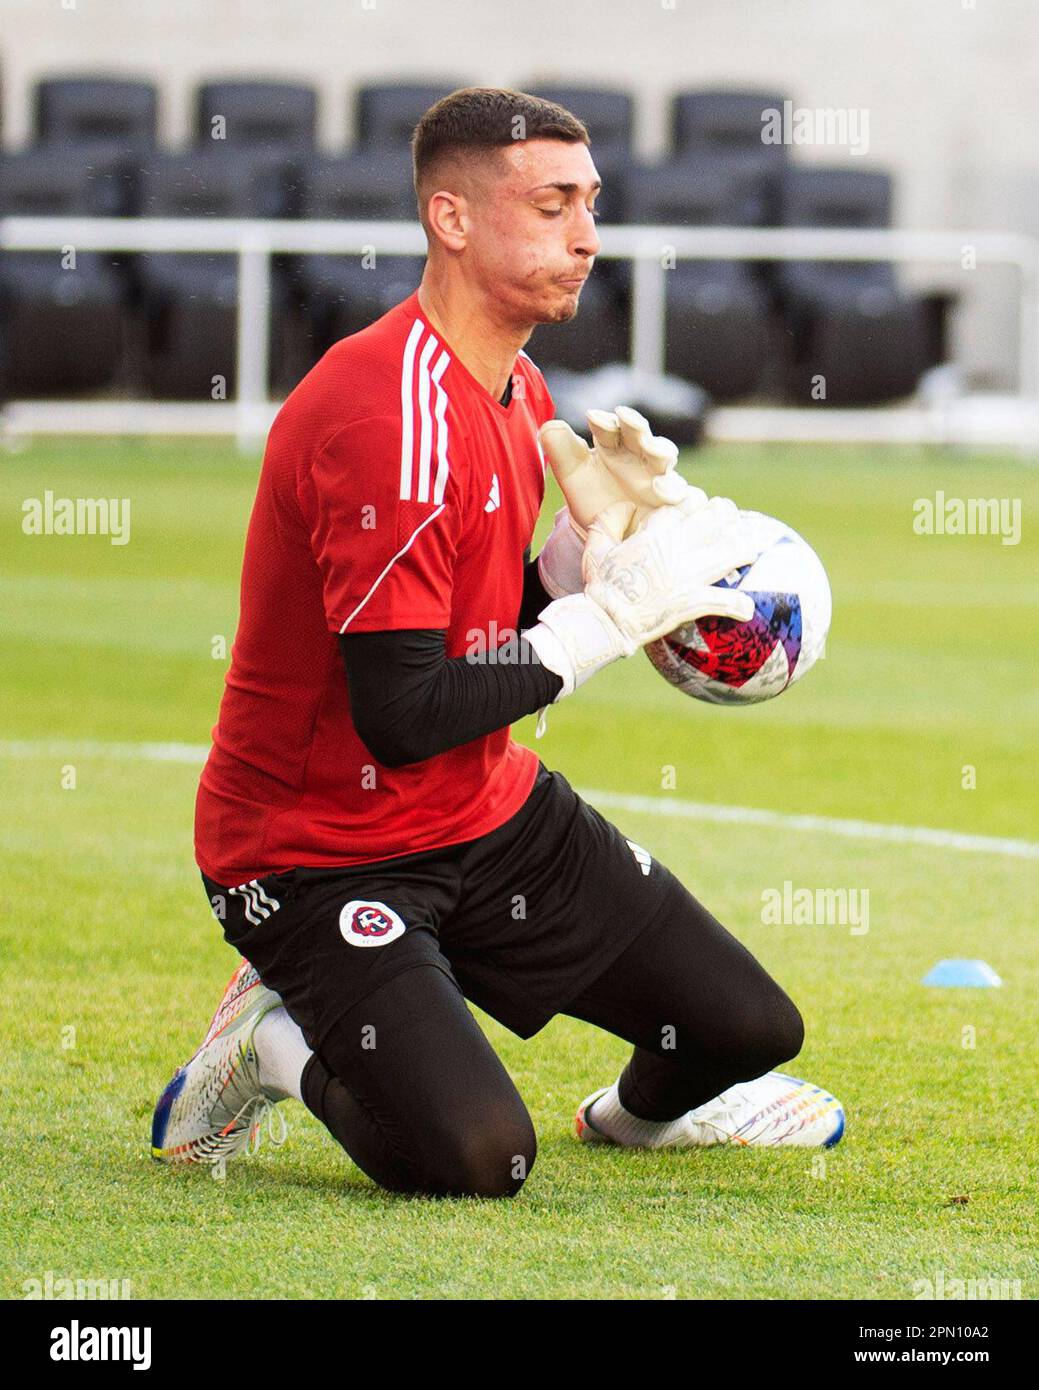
[517,547,555,632]
[340,546,563,769]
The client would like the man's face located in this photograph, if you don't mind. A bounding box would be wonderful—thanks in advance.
[463,138,601,327]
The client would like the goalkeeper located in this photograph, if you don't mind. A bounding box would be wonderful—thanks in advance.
[152,87,844,1195]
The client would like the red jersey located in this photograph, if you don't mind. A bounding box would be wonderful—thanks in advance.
[195,288,554,885]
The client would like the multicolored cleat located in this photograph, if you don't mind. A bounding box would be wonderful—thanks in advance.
[151,961,287,1168]
[576,1070,845,1149]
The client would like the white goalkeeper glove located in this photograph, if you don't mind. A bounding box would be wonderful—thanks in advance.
[526,493,757,699]
[584,405,695,533]
[535,504,594,600]
[536,405,705,598]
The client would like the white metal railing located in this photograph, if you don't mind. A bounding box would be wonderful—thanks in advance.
[2,216,1037,449]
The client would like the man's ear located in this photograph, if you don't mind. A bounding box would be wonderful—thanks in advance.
[425,190,468,252]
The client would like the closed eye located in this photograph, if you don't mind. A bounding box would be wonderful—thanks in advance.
[537,207,602,219]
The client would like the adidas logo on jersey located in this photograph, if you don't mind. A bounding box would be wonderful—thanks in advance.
[484,473,501,512]
[625,839,652,876]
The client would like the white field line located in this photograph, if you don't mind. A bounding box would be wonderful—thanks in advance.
[582,789,1039,862]
[2,738,1037,862]
[1,739,209,764]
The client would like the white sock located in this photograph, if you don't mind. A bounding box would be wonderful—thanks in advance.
[587,1080,691,1149]
[254,1006,313,1102]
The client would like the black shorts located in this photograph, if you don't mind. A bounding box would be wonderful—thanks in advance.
[201,760,691,1044]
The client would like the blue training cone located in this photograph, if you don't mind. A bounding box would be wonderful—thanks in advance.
[923,959,1002,988]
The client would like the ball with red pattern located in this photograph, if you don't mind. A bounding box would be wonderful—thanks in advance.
[644,511,830,705]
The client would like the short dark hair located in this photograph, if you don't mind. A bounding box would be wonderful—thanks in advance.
[411,87,590,230]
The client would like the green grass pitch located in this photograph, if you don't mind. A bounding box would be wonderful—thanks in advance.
[2,435,1037,1300]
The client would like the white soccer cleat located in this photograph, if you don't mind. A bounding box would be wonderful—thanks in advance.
[151,961,288,1168]
[576,1070,845,1149]
[574,1086,614,1144]
[679,1070,845,1148]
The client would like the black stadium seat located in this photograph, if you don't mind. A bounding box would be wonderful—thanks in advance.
[774,167,940,404]
[191,81,322,382]
[524,85,633,157]
[671,89,789,228]
[34,76,158,148]
[672,89,789,159]
[524,270,629,373]
[292,150,423,352]
[0,148,126,394]
[355,82,468,147]
[623,152,773,231]
[192,81,317,220]
[610,156,773,400]
[135,151,300,397]
[33,75,159,218]
[194,80,318,150]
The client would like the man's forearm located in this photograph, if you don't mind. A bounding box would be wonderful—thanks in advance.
[340,628,562,769]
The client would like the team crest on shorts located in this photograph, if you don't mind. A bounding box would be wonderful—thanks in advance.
[339,899,407,948]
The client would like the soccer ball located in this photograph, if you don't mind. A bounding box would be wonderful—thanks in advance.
[644,510,831,705]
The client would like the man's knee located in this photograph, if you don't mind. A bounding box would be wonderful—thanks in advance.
[420,1106,537,1199]
[669,979,804,1082]
[732,986,805,1077]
